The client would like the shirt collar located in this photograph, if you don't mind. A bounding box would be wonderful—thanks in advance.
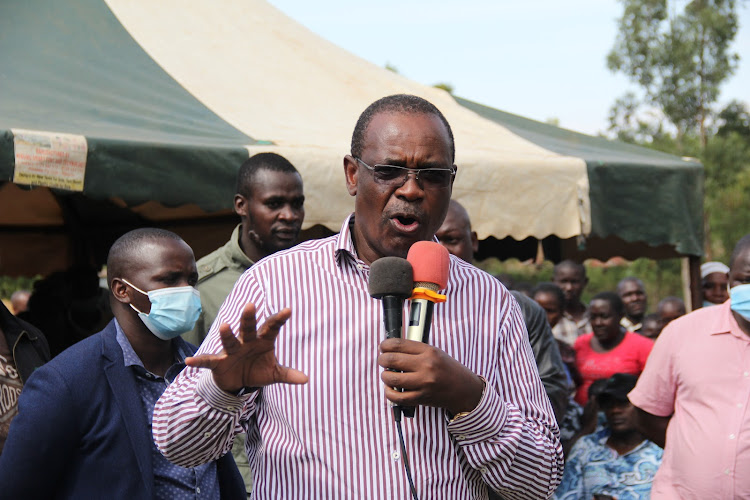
[231,224,255,268]
[708,300,748,340]
[333,213,442,269]
[114,319,192,370]
[334,213,364,269]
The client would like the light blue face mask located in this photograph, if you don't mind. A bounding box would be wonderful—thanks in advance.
[730,283,750,322]
[121,279,202,340]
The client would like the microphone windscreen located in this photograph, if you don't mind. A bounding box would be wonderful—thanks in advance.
[368,257,414,299]
[407,241,450,289]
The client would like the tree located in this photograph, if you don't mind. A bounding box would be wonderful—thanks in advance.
[607,0,740,148]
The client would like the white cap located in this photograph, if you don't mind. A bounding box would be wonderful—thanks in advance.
[701,261,730,279]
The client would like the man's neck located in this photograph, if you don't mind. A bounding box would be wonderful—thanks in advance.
[119,314,174,377]
[565,301,587,321]
[607,430,644,456]
[732,310,750,338]
[238,225,264,263]
[626,313,643,325]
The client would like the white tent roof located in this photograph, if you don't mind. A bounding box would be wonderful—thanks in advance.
[106,0,590,240]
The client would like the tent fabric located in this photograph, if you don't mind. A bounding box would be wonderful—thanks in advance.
[105,0,591,239]
[0,0,703,277]
[456,98,704,257]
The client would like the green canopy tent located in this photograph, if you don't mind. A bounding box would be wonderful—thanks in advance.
[0,0,703,303]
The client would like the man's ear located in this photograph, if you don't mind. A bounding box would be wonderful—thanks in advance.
[344,155,358,197]
[110,278,131,304]
[234,194,247,217]
[471,231,479,254]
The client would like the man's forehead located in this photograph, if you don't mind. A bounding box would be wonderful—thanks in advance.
[363,112,451,154]
[621,281,643,293]
[554,268,584,280]
[248,169,302,191]
[731,250,750,274]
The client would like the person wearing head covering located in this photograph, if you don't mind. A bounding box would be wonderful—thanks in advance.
[701,261,730,307]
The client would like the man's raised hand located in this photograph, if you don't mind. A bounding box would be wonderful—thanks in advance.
[186,302,308,393]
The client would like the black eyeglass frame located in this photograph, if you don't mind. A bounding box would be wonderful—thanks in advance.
[354,157,456,189]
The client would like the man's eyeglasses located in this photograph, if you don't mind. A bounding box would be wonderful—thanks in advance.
[355,157,455,189]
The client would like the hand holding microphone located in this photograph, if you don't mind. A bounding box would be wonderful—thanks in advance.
[376,241,483,417]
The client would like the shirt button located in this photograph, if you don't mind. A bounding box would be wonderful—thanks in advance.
[739,403,744,408]
[203,432,211,438]
[744,372,749,377]
[725,468,732,475]
[196,486,201,493]
[480,467,488,474]
[392,450,400,461]
[457,434,467,441]
[730,434,736,440]
[226,405,235,411]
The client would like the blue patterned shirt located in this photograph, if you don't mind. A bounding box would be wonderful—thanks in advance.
[554,428,663,500]
[115,321,220,499]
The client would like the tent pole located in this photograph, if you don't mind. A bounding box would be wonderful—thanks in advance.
[683,256,702,312]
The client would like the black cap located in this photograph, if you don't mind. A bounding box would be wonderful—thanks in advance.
[596,373,638,405]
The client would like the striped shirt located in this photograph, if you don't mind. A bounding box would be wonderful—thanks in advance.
[153,215,563,500]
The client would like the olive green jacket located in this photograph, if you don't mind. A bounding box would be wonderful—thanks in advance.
[182,225,253,347]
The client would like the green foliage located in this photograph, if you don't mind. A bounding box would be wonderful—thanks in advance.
[717,99,750,138]
[475,258,684,308]
[608,0,740,144]
[432,82,455,94]
[0,275,40,300]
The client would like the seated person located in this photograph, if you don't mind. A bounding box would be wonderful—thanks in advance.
[0,228,244,498]
[554,373,663,500]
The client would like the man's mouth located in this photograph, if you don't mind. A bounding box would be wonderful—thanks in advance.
[391,215,420,233]
[273,227,299,240]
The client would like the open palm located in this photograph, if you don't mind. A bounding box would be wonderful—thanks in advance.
[186,302,308,393]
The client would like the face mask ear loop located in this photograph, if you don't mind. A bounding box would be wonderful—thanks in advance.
[119,278,148,296]
[119,278,149,314]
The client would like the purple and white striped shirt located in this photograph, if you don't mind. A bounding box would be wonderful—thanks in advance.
[153,215,563,499]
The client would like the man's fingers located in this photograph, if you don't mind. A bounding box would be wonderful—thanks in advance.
[185,353,225,370]
[257,308,292,342]
[219,323,242,355]
[238,302,259,343]
[276,366,309,385]
[379,337,428,354]
[381,369,422,391]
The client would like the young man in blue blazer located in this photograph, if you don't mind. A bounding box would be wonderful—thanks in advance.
[0,228,244,499]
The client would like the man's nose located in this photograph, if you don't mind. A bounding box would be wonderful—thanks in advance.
[395,171,425,199]
[278,204,300,221]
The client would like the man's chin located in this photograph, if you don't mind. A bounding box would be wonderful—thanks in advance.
[267,238,299,253]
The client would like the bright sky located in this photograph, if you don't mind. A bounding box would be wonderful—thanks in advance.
[267,0,749,136]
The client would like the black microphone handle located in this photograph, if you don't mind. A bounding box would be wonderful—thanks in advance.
[380,295,415,418]
[381,295,404,339]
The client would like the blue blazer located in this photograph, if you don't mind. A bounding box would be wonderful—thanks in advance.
[0,321,244,499]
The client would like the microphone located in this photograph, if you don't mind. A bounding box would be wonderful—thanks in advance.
[369,257,414,419]
[368,256,413,340]
[406,241,450,344]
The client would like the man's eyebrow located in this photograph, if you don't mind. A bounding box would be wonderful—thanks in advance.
[380,158,449,168]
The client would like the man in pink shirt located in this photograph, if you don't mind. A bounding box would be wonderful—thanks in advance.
[629,234,750,499]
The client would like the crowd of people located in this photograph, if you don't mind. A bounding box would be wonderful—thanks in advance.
[0,94,748,499]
